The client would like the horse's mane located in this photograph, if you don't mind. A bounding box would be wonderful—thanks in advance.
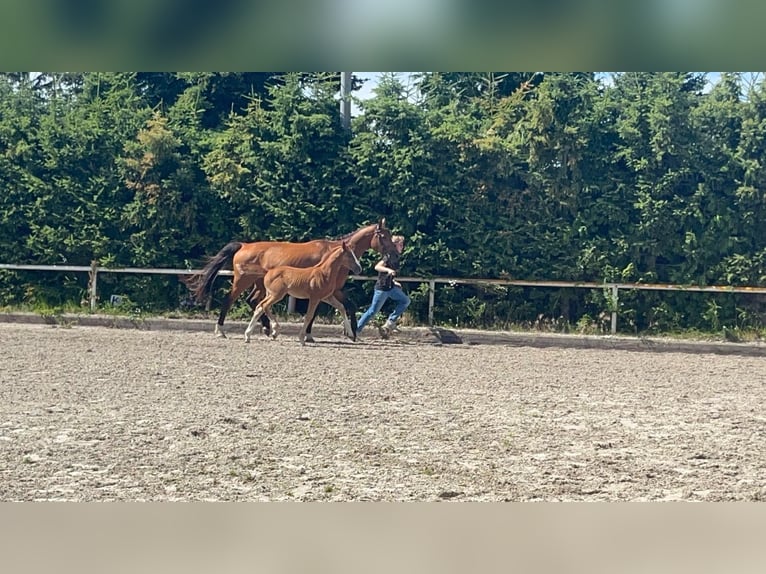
[335,230,355,241]
[334,223,374,242]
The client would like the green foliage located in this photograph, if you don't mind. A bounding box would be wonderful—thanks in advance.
[203,73,354,241]
[3,72,766,335]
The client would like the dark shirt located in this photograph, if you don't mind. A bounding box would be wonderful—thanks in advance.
[374,251,400,291]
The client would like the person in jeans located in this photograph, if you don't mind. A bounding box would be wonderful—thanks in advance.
[356,235,410,337]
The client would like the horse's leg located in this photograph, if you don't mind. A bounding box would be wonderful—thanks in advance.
[301,300,323,344]
[246,277,271,336]
[245,292,285,342]
[303,318,315,344]
[341,292,358,339]
[244,304,266,343]
[290,298,314,343]
[216,272,256,338]
[266,307,279,340]
[328,289,358,339]
[300,299,321,345]
[303,290,357,342]
[301,294,315,336]
[323,294,355,342]
[319,290,357,340]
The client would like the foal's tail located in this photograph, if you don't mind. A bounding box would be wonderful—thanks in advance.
[188,242,243,304]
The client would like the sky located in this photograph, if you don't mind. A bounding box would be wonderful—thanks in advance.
[354,72,381,101]
[347,72,766,118]
[352,72,414,113]
[354,72,734,102]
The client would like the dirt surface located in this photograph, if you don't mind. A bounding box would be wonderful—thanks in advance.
[2,322,765,501]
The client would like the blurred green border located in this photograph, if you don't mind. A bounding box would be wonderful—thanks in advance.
[2,1,764,70]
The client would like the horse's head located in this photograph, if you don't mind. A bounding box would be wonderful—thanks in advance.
[370,217,395,254]
[344,218,395,256]
[340,240,363,275]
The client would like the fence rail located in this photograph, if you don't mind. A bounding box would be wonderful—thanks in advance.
[4,262,766,333]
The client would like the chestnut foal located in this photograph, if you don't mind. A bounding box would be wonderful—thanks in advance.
[244,241,362,345]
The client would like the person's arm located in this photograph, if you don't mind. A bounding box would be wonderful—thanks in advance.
[374,259,396,276]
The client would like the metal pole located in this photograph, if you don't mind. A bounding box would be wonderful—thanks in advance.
[428,280,435,326]
[89,260,98,312]
[611,285,619,334]
[340,72,352,131]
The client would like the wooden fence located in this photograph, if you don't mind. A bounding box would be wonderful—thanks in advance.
[3,262,766,333]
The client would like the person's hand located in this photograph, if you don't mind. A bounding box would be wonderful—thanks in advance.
[388,269,396,276]
[393,280,402,288]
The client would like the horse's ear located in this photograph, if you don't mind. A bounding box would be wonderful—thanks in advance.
[380,217,387,228]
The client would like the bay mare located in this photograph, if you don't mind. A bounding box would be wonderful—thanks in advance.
[189,219,394,340]
[244,241,362,344]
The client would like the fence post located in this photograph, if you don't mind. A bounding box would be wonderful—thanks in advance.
[88,260,99,312]
[611,285,619,334]
[428,280,435,326]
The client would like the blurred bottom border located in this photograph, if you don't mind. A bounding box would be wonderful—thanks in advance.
[1,503,764,574]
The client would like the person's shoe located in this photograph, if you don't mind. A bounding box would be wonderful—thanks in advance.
[379,320,396,338]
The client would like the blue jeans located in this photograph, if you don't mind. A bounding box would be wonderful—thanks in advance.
[356,286,411,333]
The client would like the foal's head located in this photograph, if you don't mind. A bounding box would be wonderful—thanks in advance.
[337,240,363,275]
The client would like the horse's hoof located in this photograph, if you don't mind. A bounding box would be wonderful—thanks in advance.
[215,331,227,339]
[261,327,271,336]
[304,335,315,344]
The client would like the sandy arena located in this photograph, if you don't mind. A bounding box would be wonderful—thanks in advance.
[1,321,764,501]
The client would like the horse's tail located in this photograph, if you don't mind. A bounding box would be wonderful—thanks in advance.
[188,242,243,304]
